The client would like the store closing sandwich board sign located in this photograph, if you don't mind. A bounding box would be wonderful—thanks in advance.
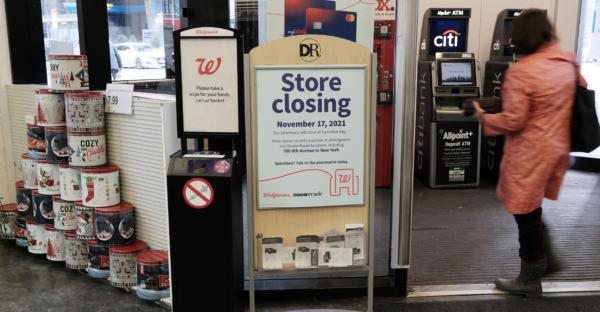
[252,35,370,209]
[174,27,244,137]
[183,178,214,209]
[248,34,375,312]
[249,34,374,235]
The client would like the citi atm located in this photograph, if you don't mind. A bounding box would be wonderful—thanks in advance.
[481,9,522,180]
[415,8,481,188]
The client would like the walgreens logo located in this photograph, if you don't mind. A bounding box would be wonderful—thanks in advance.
[434,30,460,48]
[195,57,222,75]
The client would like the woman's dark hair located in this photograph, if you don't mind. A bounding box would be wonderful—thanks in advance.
[511,9,556,55]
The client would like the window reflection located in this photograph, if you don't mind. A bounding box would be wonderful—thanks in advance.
[107,0,180,81]
[41,0,80,82]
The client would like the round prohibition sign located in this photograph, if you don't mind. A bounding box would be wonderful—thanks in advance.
[183,178,214,209]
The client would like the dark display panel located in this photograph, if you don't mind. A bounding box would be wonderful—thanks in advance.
[503,19,515,56]
[428,19,468,55]
[438,60,476,86]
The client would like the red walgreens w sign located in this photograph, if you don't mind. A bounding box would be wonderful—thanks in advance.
[195,57,222,75]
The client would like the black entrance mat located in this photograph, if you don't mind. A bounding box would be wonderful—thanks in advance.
[409,170,600,286]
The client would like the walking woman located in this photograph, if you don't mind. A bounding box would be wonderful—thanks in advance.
[473,9,587,296]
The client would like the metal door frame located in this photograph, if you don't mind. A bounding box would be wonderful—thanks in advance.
[390,0,419,269]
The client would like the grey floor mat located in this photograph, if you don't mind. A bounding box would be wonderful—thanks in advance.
[409,170,600,286]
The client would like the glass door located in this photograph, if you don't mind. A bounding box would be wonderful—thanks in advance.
[578,0,600,149]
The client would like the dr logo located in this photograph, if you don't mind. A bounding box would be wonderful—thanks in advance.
[434,30,460,48]
[195,57,222,75]
[330,169,359,196]
[299,38,321,62]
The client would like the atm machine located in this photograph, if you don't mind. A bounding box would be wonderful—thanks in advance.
[415,8,481,188]
[481,9,522,180]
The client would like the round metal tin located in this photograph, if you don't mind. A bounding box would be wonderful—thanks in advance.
[36,160,60,195]
[81,165,120,207]
[27,123,46,159]
[32,190,54,224]
[95,203,134,246]
[75,201,95,240]
[65,91,105,132]
[45,225,66,261]
[59,164,81,201]
[109,240,149,288]
[49,55,89,91]
[67,131,107,167]
[26,218,47,254]
[52,196,77,230]
[35,90,66,126]
[0,204,17,239]
[136,250,170,300]
[64,231,87,270]
[87,240,110,278]
[21,153,38,189]
[15,217,28,247]
[44,126,69,163]
[16,181,34,217]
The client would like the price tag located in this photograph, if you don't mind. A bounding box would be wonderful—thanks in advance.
[105,83,134,115]
[24,115,36,125]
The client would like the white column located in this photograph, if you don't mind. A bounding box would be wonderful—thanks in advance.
[0,0,15,204]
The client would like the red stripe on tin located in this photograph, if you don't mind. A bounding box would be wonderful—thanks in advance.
[95,202,133,213]
[49,55,87,60]
[0,204,17,212]
[36,159,54,164]
[52,195,69,202]
[81,164,119,174]
[35,89,60,94]
[45,224,56,231]
[66,130,106,136]
[26,218,37,225]
[137,250,168,264]
[109,241,148,254]
[63,231,77,238]
[44,126,67,132]
[65,91,103,98]
[86,240,101,247]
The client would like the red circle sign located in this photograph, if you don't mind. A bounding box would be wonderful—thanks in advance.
[182,178,214,209]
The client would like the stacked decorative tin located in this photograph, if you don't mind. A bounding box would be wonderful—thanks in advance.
[0,54,170,302]
[34,56,88,259]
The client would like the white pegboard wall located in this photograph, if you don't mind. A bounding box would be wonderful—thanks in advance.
[5,84,41,182]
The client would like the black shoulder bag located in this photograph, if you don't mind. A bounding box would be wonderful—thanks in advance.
[571,64,600,153]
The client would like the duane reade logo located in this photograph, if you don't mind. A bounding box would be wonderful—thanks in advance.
[434,29,461,48]
[441,129,474,141]
[299,38,321,62]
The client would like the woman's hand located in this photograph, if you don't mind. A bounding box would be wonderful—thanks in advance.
[472,101,486,121]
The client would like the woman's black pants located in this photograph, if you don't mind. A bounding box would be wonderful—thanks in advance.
[514,207,546,262]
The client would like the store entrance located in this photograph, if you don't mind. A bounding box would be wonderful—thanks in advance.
[577,0,600,160]
[407,1,600,293]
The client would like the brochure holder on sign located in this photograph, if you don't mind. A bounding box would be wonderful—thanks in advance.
[245,35,377,312]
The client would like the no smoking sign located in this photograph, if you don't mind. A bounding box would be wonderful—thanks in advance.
[183,178,214,209]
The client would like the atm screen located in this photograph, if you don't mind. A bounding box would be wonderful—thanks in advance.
[429,19,468,55]
[503,19,515,56]
[439,61,475,86]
